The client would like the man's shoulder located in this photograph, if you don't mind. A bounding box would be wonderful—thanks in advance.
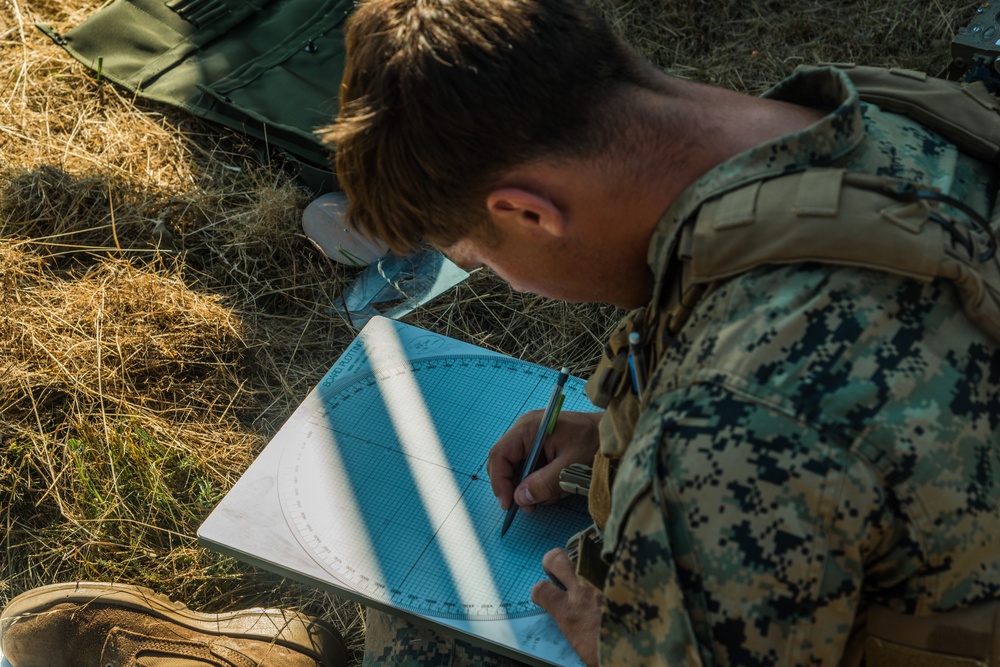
[651,262,1000,442]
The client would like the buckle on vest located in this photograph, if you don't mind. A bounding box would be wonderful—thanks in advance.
[566,523,609,590]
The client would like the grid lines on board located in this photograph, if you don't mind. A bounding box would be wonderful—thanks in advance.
[278,355,595,620]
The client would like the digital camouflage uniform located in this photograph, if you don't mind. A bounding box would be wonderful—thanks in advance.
[600,66,1000,666]
[363,608,530,666]
[362,66,1000,666]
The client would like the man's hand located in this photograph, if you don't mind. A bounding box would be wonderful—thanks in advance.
[533,548,602,667]
[487,410,602,513]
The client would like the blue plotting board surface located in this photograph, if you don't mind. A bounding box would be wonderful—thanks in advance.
[199,317,597,667]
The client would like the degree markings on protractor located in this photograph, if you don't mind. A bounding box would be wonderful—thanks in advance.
[278,354,595,620]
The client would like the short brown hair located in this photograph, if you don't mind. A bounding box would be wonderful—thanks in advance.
[321,0,653,254]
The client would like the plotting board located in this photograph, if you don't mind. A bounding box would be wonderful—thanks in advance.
[199,317,598,667]
[279,355,595,621]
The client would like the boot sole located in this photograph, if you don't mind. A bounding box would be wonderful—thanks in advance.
[0,581,348,665]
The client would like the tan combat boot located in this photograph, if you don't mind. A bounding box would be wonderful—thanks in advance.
[0,581,349,667]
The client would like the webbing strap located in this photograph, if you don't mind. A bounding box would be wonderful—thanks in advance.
[794,169,842,217]
[714,181,760,229]
[865,637,987,667]
[864,603,1000,667]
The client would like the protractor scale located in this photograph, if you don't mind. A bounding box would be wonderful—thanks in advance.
[278,355,596,621]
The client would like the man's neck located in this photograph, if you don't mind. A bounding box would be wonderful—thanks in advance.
[615,77,827,240]
[628,77,826,218]
[583,77,826,307]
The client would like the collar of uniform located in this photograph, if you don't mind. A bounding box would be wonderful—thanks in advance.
[646,66,865,305]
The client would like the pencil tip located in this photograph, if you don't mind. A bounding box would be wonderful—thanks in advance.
[501,509,514,538]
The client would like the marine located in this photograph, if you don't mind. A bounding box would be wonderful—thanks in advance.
[325,0,1000,665]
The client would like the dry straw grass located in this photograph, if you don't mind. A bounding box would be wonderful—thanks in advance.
[0,0,979,661]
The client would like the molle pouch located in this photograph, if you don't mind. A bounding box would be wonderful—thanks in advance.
[585,309,644,411]
[585,309,647,530]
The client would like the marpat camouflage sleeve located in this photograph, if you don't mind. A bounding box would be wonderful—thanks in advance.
[600,263,1000,666]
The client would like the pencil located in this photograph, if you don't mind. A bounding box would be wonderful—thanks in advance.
[628,331,646,401]
[500,367,569,538]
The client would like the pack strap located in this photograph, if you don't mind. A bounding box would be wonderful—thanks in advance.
[828,65,1000,165]
[678,168,1000,342]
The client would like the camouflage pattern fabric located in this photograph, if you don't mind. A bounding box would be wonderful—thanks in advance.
[362,608,530,666]
[599,67,1000,665]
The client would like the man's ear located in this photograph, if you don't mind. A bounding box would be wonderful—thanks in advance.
[486,187,567,238]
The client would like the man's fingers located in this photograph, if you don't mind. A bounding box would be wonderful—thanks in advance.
[532,549,577,608]
[487,411,544,508]
[541,547,577,581]
[487,452,517,510]
[531,578,566,610]
[488,409,602,511]
[515,464,566,509]
[534,548,603,667]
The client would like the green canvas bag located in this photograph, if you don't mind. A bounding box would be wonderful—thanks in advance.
[38,0,353,191]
